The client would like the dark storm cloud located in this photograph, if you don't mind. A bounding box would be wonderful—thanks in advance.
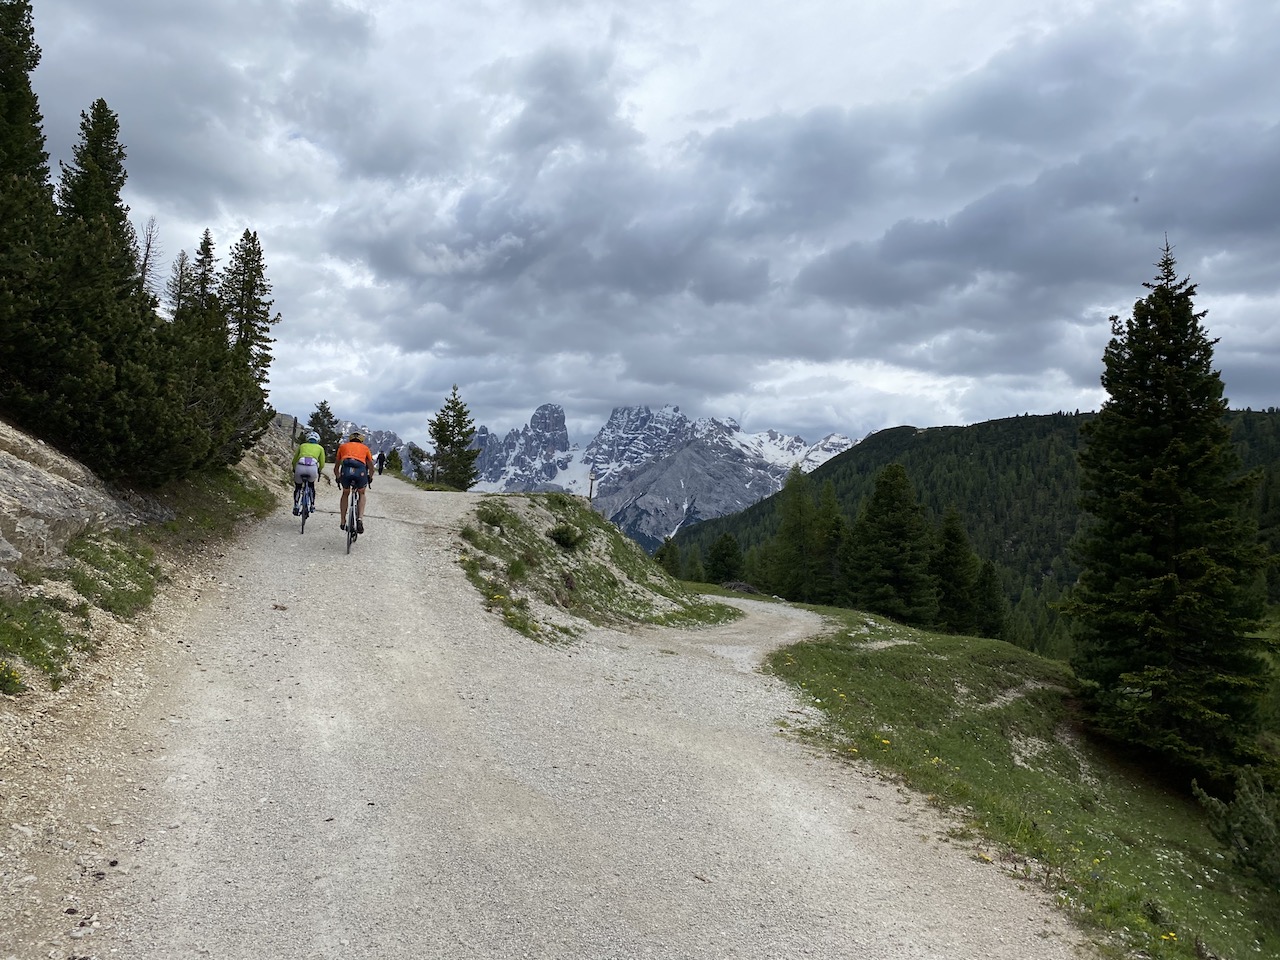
[25,0,1280,444]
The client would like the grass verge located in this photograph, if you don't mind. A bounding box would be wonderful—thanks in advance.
[458,492,739,641]
[767,606,1279,960]
[0,465,276,694]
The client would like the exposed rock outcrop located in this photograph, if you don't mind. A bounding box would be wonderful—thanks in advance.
[0,419,137,591]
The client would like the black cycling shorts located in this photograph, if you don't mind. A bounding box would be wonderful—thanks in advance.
[339,458,370,489]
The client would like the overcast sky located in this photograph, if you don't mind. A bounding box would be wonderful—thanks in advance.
[27,0,1280,447]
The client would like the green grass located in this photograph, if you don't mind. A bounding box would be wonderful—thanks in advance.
[64,533,160,618]
[0,596,90,693]
[148,465,278,553]
[459,492,739,641]
[767,607,1279,960]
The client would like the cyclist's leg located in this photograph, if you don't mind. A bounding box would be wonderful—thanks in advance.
[339,486,350,528]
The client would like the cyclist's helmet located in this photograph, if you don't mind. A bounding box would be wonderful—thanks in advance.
[306,431,320,443]
[349,431,365,443]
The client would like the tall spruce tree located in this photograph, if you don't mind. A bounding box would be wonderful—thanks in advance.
[772,466,821,602]
[654,538,682,577]
[52,98,176,480]
[306,400,342,456]
[428,385,480,490]
[706,532,744,583]
[163,234,235,464]
[931,505,981,634]
[973,560,1010,641]
[215,228,278,460]
[1070,244,1271,780]
[0,0,60,428]
[844,463,937,625]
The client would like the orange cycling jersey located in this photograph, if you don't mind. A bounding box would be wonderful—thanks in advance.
[335,441,374,471]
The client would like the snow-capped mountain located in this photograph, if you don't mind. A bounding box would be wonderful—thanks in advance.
[473,404,854,549]
[335,420,405,457]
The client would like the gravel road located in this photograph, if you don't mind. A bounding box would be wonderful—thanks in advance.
[2,477,1097,959]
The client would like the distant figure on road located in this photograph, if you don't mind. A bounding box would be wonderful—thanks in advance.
[376,451,386,475]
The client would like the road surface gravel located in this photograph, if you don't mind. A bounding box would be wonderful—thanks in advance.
[2,477,1097,959]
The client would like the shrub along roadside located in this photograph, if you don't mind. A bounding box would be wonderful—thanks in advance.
[0,466,276,695]
[767,606,1279,960]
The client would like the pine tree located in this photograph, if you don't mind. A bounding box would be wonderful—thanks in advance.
[811,479,848,604]
[428,385,480,490]
[845,463,938,625]
[654,538,682,577]
[1070,244,1272,780]
[706,532,744,583]
[162,233,236,465]
[931,505,981,634]
[684,543,706,582]
[973,560,1009,641]
[772,466,821,602]
[220,229,278,386]
[0,0,61,429]
[385,447,403,474]
[51,98,180,481]
[215,228,278,460]
[306,400,342,456]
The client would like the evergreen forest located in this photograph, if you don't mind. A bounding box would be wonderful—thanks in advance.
[672,408,1280,659]
[0,2,278,487]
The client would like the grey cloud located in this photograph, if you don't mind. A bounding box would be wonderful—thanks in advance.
[493,46,641,155]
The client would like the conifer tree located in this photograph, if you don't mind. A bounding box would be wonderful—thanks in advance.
[706,532,744,583]
[931,505,981,634]
[1070,244,1272,780]
[772,466,821,602]
[973,561,1010,641]
[654,538,682,578]
[684,544,706,582]
[845,463,937,625]
[163,234,235,464]
[0,0,61,428]
[428,385,480,490]
[215,228,278,460]
[385,447,403,474]
[811,479,848,605]
[306,400,342,456]
[51,98,179,480]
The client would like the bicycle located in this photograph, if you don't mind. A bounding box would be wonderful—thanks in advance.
[298,480,315,534]
[345,485,360,553]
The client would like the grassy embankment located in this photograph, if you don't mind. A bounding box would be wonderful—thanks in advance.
[0,467,277,694]
[457,491,739,641]
[748,601,1280,960]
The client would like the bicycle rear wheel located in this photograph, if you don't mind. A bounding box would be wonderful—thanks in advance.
[300,487,311,534]
[346,490,358,553]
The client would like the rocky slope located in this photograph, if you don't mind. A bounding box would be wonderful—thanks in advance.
[0,419,142,594]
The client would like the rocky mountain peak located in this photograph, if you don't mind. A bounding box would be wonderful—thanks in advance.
[470,402,857,549]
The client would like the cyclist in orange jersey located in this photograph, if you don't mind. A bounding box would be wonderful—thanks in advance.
[335,431,375,534]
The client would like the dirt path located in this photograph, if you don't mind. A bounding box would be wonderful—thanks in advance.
[2,478,1096,959]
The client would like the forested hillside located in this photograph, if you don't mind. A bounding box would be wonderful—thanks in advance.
[673,409,1280,653]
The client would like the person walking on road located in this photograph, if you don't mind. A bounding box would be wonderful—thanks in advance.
[376,450,386,475]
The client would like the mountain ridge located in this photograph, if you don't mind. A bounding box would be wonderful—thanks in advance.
[471,403,855,549]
